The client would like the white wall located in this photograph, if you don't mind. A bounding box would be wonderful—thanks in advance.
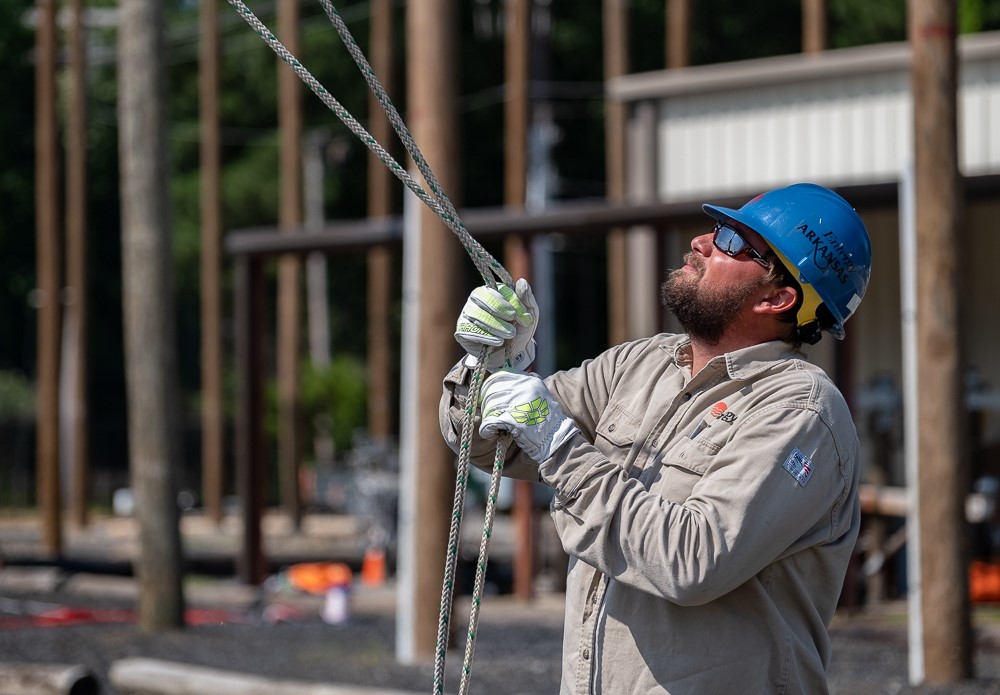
[658,71,911,200]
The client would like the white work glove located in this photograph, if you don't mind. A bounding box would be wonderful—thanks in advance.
[479,370,579,464]
[454,278,538,372]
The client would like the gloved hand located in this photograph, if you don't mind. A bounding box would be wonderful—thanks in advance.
[479,370,579,463]
[454,278,538,371]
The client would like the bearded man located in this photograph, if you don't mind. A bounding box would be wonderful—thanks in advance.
[440,183,872,695]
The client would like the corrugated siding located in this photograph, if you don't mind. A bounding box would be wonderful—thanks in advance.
[963,58,1000,174]
[657,57,1000,201]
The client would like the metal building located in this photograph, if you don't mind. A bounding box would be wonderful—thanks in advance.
[609,31,1000,491]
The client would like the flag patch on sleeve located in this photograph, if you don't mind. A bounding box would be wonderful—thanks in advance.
[782,447,813,487]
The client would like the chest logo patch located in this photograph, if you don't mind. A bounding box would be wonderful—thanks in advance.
[710,401,737,423]
[782,447,813,487]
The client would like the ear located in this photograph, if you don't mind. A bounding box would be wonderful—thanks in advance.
[753,284,798,317]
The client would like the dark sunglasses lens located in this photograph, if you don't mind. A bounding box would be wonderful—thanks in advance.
[715,225,746,256]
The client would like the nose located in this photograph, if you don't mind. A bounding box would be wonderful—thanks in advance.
[691,232,715,257]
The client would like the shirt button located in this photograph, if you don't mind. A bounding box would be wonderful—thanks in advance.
[608,423,616,432]
[683,392,692,401]
[650,439,658,447]
[582,648,590,660]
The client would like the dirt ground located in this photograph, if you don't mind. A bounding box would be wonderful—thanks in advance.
[3,512,1000,694]
[2,567,1000,695]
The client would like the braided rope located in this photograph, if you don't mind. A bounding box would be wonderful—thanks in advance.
[314,1,511,289]
[432,347,486,694]
[226,0,511,289]
[458,434,507,695]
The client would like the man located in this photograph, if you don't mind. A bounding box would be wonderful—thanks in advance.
[440,183,872,694]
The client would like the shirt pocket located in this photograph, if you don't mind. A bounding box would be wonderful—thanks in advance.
[594,402,641,462]
[655,434,721,501]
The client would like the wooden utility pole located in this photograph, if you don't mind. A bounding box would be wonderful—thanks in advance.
[302,133,335,491]
[200,0,225,524]
[34,0,62,555]
[277,0,304,529]
[666,0,690,69]
[603,0,628,346]
[909,0,971,682]
[504,0,536,601]
[304,134,331,372]
[398,0,461,663]
[505,0,530,214]
[803,0,826,53]
[65,0,90,530]
[367,0,395,442]
[118,0,184,630]
[236,257,267,585]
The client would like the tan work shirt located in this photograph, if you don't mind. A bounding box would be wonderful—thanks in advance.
[440,334,860,695]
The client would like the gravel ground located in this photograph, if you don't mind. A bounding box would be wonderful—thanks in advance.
[0,571,565,695]
[3,571,1000,695]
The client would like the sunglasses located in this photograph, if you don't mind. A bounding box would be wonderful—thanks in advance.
[712,223,770,268]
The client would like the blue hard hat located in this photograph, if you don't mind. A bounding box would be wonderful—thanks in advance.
[703,183,872,340]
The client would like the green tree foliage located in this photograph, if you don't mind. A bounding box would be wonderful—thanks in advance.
[829,0,907,48]
[691,0,802,62]
[958,0,1000,33]
[0,1,38,373]
[299,354,368,459]
[0,370,35,420]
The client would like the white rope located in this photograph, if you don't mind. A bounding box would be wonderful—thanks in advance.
[457,429,507,695]
[225,5,516,693]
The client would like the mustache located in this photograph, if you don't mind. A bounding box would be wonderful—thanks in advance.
[681,252,704,275]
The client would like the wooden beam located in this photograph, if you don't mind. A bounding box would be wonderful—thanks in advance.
[199,0,225,524]
[366,0,396,442]
[110,658,417,695]
[666,0,690,69]
[504,0,536,604]
[224,178,933,258]
[277,0,304,530]
[909,0,971,682]
[235,257,266,585]
[802,0,826,54]
[118,0,184,629]
[397,0,462,664]
[0,663,96,695]
[34,0,62,557]
[603,0,628,345]
[66,0,90,529]
[859,484,996,524]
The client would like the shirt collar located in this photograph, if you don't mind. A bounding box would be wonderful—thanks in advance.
[661,334,693,368]
[660,334,804,380]
[722,340,806,380]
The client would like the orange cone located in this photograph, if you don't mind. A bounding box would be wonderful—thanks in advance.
[361,546,386,586]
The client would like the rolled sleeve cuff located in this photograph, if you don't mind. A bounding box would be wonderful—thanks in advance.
[538,432,610,503]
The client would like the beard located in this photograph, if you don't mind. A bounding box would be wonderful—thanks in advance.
[660,254,765,345]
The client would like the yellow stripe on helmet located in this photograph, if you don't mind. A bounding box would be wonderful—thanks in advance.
[767,244,825,329]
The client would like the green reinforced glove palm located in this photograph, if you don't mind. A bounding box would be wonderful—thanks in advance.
[455,278,538,371]
[479,370,579,463]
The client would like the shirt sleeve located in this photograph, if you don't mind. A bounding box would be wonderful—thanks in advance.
[439,359,541,481]
[539,399,859,605]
